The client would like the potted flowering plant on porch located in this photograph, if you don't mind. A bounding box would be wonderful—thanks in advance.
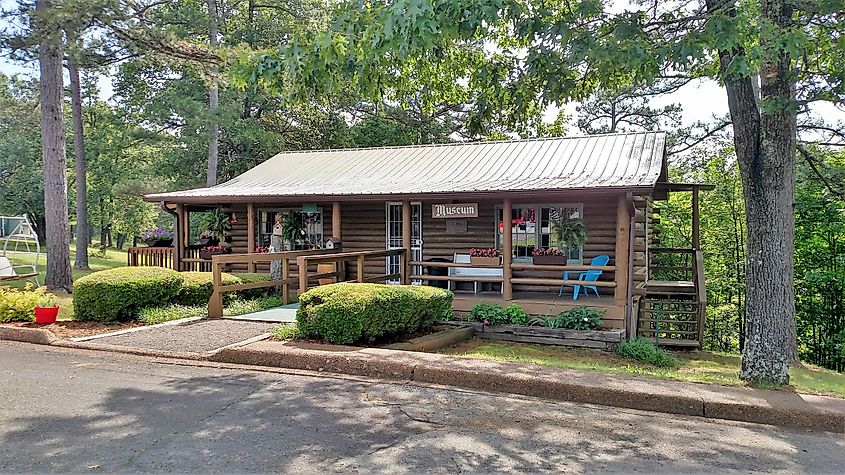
[199,245,230,260]
[141,228,174,247]
[469,248,501,266]
[531,247,567,265]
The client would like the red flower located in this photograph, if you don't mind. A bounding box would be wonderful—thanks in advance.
[470,248,500,258]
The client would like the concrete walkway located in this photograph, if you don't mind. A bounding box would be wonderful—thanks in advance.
[226,303,299,323]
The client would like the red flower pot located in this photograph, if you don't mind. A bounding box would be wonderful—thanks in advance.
[34,306,59,325]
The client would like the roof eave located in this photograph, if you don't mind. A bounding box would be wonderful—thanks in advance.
[144,185,658,205]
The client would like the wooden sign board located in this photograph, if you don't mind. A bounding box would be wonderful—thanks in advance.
[432,203,478,219]
[445,219,468,233]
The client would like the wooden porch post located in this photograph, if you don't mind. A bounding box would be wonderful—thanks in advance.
[208,258,224,318]
[401,200,412,285]
[332,201,342,239]
[614,194,631,308]
[247,203,256,272]
[503,197,513,301]
[173,203,184,271]
[692,186,700,251]
[179,204,190,271]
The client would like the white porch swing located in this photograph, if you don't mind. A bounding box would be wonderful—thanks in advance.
[0,214,40,285]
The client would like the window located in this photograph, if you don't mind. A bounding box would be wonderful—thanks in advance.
[496,204,583,261]
[257,207,323,250]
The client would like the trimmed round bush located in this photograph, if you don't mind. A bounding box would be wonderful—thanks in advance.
[296,283,453,344]
[73,266,185,322]
[176,271,240,306]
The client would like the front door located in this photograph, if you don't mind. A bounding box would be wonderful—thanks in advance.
[386,202,422,284]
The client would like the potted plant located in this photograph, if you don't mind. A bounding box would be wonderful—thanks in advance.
[34,294,59,325]
[532,247,567,265]
[195,230,220,247]
[551,216,588,265]
[469,248,501,266]
[282,212,308,250]
[199,245,229,260]
[141,228,174,247]
[199,208,233,246]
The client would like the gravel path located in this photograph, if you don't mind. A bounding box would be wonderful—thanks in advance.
[90,319,277,353]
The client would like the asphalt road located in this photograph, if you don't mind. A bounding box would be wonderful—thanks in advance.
[1,342,843,473]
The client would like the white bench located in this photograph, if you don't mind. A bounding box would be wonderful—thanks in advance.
[448,253,503,294]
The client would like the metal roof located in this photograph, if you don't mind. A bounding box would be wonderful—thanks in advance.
[146,132,667,202]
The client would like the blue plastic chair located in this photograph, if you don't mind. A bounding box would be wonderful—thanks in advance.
[558,255,609,300]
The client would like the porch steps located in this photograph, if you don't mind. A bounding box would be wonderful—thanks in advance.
[638,280,702,349]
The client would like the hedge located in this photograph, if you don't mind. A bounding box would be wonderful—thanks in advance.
[73,267,184,322]
[232,273,272,299]
[176,271,240,306]
[296,283,453,344]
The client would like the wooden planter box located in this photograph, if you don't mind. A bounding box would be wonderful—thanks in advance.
[470,256,500,267]
[144,239,173,248]
[532,255,567,265]
[468,322,624,350]
[199,249,229,260]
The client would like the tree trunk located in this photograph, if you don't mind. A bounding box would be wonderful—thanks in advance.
[68,53,90,270]
[36,0,72,291]
[708,0,798,384]
[206,0,219,187]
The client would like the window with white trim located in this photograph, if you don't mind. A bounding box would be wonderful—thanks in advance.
[496,204,584,260]
[257,207,323,250]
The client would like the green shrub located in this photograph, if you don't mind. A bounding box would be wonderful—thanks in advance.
[176,271,239,306]
[138,304,206,325]
[73,267,184,322]
[224,296,284,316]
[0,284,44,322]
[555,306,604,330]
[504,304,529,326]
[271,323,303,340]
[617,337,679,368]
[297,283,453,344]
[469,302,509,325]
[232,273,272,299]
[528,307,604,330]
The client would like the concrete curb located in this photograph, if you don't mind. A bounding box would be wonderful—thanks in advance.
[385,326,475,352]
[50,339,208,361]
[210,340,845,433]
[0,326,59,345]
[2,326,843,433]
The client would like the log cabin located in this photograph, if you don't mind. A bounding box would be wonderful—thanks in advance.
[142,131,711,347]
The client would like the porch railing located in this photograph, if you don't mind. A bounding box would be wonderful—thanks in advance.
[127,247,175,268]
[637,247,707,346]
[181,247,212,272]
[408,261,617,291]
[207,249,332,318]
[297,249,407,294]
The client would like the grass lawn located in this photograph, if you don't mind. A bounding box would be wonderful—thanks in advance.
[4,242,127,319]
[441,339,845,399]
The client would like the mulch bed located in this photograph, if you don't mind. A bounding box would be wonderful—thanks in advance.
[0,321,144,340]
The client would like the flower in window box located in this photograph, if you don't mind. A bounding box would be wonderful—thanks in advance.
[469,248,501,266]
[531,247,567,265]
